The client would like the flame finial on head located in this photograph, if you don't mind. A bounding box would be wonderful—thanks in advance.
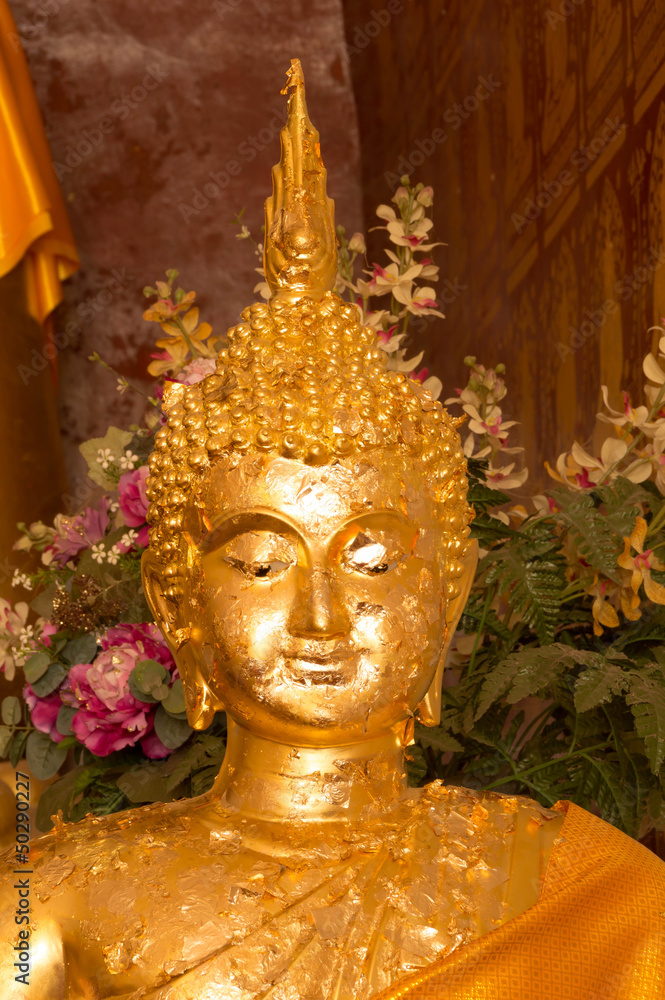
[263,58,337,300]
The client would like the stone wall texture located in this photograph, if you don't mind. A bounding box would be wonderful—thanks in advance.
[8,0,362,486]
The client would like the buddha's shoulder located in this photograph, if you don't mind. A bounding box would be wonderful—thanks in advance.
[0,791,252,917]
[416,780,562,832]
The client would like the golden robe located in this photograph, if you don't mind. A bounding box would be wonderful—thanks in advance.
[376,800,665,999]
[0,788,663,999]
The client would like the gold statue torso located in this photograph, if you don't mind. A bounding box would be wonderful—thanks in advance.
[0,57,567,1000]
[0,784,561,1000]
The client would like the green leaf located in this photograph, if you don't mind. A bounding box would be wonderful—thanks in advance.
[25,731,67,780]
[415,723,464,753]
[161,679,186,716]
[35,765,94,832]
[574,660,628,713]
[61,633,98,666]
[56,705,77,737]
[1,696,21,726]
[154,705,193,750]
[29,581,58,620]
[549,487,622,581]
[0,725,12,756]
[482,521,566,644]
[79,427,133,488]
[9,730,28,767]
[405,743,429,785]
[594,477,654,537]
[476,644,604,720]
[626,666,665,773]
[30,662,67,698]
[23,651,51,683]
[128,659,170,704]
[567,751,639,835]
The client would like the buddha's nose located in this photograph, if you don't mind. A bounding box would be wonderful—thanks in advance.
[288,565,350,638]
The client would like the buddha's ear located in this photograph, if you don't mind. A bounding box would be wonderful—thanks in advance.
[416,538,478,727]
[141,548,183,656]
[141,548,218,731]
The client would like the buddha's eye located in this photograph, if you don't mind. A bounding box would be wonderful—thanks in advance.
[219,532,296,581]
[243,559,291,579]
[343,531,402,576]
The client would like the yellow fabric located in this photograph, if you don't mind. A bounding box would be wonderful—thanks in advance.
[0,1,78,324]
[375,801,665,999]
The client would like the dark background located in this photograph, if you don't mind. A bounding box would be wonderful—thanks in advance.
[8,0,665,497]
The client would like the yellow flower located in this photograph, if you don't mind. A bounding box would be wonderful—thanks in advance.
[587,573,620,636]
[617,515,665,620]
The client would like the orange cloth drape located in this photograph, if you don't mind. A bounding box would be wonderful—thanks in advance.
[376,801,665,999]
[0,0,78,325]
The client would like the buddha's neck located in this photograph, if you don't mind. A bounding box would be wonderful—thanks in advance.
[212,718,409,825]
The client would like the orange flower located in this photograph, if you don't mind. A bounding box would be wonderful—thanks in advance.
[617,516,665,620]
[587,573,620,636]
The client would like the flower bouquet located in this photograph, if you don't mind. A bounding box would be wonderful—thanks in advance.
[2,178,665,849]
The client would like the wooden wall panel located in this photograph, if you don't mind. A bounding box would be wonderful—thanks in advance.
[343,0,665,486]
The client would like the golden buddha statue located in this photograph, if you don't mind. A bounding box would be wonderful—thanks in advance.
[2,59,665,1000]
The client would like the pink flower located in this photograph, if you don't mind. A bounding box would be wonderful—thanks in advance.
[24,686,64,743]
[101,622,174,668]
[412,367,429,384]
[49,499,111,567]
[179,358,217,385]
[41,623,58,647]
[63,623,177,757]
[140,730,172,759]
[119,466,150,545]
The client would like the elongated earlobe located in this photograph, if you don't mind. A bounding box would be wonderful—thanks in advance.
[184,669,217,730]
[417,539,478,727]
[142,548,221,731]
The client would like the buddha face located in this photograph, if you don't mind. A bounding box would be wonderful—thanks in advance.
[144,451,474,747]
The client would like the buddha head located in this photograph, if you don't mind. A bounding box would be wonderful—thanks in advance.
[141,59,476,751]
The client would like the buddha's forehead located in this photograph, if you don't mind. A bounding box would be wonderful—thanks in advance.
[200,453,435,539]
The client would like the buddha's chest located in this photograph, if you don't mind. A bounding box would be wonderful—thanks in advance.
[59,802,514,999]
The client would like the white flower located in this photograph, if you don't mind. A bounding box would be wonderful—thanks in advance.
[416,185,434,207]
[96,448,114,470]
[597,386,650,430]
[235,225,251,240]
[404,286,445,318]
[253,275,270,301]
[108,500,120,515]
[11,570,32,591]
[0,599,30,681]
[364,262,423,299]
[422,375,443,400]
[570,438,652,484]
[106,545,120,566]
[348,232,366,254]
[484,463,529,491]
[91,543,106,564]
[119,450,139,470]
[120,530,138,549]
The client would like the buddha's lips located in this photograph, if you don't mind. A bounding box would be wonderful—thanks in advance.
[282,645,363,684]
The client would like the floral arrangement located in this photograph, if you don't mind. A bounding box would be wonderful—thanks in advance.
[2,177,665,848]
[415,340,665,845]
